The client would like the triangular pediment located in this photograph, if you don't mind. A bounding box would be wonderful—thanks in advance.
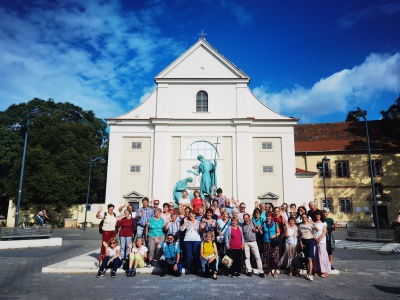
[123,190,145,199]
[156,39,249,82]
[258,192,279,200]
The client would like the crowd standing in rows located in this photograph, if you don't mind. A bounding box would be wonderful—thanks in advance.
[96,188,335,282]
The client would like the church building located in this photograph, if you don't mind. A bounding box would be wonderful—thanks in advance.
[105,38,314,210]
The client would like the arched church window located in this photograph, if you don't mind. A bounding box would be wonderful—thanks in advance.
[185,141,218,159]
[196,91,208,112]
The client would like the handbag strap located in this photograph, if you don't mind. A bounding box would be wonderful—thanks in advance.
[220,219,229,232]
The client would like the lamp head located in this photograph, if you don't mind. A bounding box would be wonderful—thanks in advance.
[351,107,367,119]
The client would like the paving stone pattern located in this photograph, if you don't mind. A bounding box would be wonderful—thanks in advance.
[0,228,399,300]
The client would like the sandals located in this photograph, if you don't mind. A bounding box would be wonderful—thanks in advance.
[273,272,278,278]
[288,272,292,277]
[212,272,217,280]
[267,272,272,277]
[321,273,328,278]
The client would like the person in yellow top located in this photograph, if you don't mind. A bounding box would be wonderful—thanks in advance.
[200,231,219,279]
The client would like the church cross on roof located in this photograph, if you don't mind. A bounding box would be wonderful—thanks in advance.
[198,29,207,40]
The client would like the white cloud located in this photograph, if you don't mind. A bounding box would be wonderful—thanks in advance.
[0,0,185,118]
[253,52,400,121]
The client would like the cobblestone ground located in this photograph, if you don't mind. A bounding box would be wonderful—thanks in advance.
[1,228,399,300]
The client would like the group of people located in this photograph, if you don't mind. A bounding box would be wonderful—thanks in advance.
[96,188,335,282]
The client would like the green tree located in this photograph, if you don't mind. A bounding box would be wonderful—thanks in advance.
[380,95,400,120]
[0,98,108,212]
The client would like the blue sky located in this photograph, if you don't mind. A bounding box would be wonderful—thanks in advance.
[1,0,399,123]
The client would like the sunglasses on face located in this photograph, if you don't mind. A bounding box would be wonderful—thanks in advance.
[110,242,116,244]
[154,203,159,205]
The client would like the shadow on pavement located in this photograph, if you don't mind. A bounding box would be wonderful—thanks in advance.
[372,285,400,295]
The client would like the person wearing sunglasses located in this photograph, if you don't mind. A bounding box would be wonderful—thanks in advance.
[157,234,181,277]
[97,238,121,278]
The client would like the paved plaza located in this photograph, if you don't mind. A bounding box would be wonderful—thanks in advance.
[0,228,399,300]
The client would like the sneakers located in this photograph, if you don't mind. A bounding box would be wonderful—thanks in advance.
[259,273,265,278]
[96,271,104,278]
[146,262,152,268]
[185,270,191,275]
[331,265,335,270]
[246,272,252,277]
[228,273,233,277]
[129,270,136,277]
[307,274,314,281]
[236,273,242,278]
[111,271,116,278]
[212,272,217,280]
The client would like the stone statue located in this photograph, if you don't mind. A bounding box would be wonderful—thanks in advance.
[187,155,217,200]
[172,177,194,207]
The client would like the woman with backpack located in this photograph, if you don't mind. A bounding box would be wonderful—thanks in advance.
[200,231,219,279]
[97,204,118,262]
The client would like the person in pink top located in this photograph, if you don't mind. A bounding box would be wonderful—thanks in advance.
[224,217,244,278]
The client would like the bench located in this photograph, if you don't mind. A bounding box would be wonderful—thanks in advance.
[346,229,395,243]
[0,227,52,241]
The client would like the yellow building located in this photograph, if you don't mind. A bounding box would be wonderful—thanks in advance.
[295,120,400,228]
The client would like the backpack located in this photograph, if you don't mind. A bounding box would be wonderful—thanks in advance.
[99,212,118,234]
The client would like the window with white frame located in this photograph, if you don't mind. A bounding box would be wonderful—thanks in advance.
[196,91,208,112]
[185,141,218,159]
[339,198,352,213]
[130,165,141,173]
[261,142,272,150]
[262,165,274,174]
[131,142,142,149]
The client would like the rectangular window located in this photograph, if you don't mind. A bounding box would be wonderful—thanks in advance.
[131,142,142,149]
[336,161,349,177]
[371,160,383,177]
[339,198,352,213]
[261,142,272,150]
[321,198,333,213]
[262,166,273,173]
[318,161,331,177]
[130,165,141,173]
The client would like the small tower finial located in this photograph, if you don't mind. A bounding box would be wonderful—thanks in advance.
[198,30,207,40]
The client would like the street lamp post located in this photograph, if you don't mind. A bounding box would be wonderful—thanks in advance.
[14,108,41,228]
[83,157,106,230]
[351,107,379,231]
[317,156,330,206]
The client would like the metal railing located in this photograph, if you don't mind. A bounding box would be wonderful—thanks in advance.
[347,229,395,243]
[0,227,52,240]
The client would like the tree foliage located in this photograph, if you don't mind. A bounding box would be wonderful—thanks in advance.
[380,95,400,120]
[0,98,108,212]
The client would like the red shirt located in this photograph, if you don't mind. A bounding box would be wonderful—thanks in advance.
[229,227,243,250]
[192,198,204,214]
[272,215,284,234]
[117,217,136,237]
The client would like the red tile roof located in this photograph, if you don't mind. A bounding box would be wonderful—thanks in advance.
[294,120,400,152]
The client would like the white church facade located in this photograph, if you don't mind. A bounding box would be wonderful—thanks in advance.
[105,38,314,210]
